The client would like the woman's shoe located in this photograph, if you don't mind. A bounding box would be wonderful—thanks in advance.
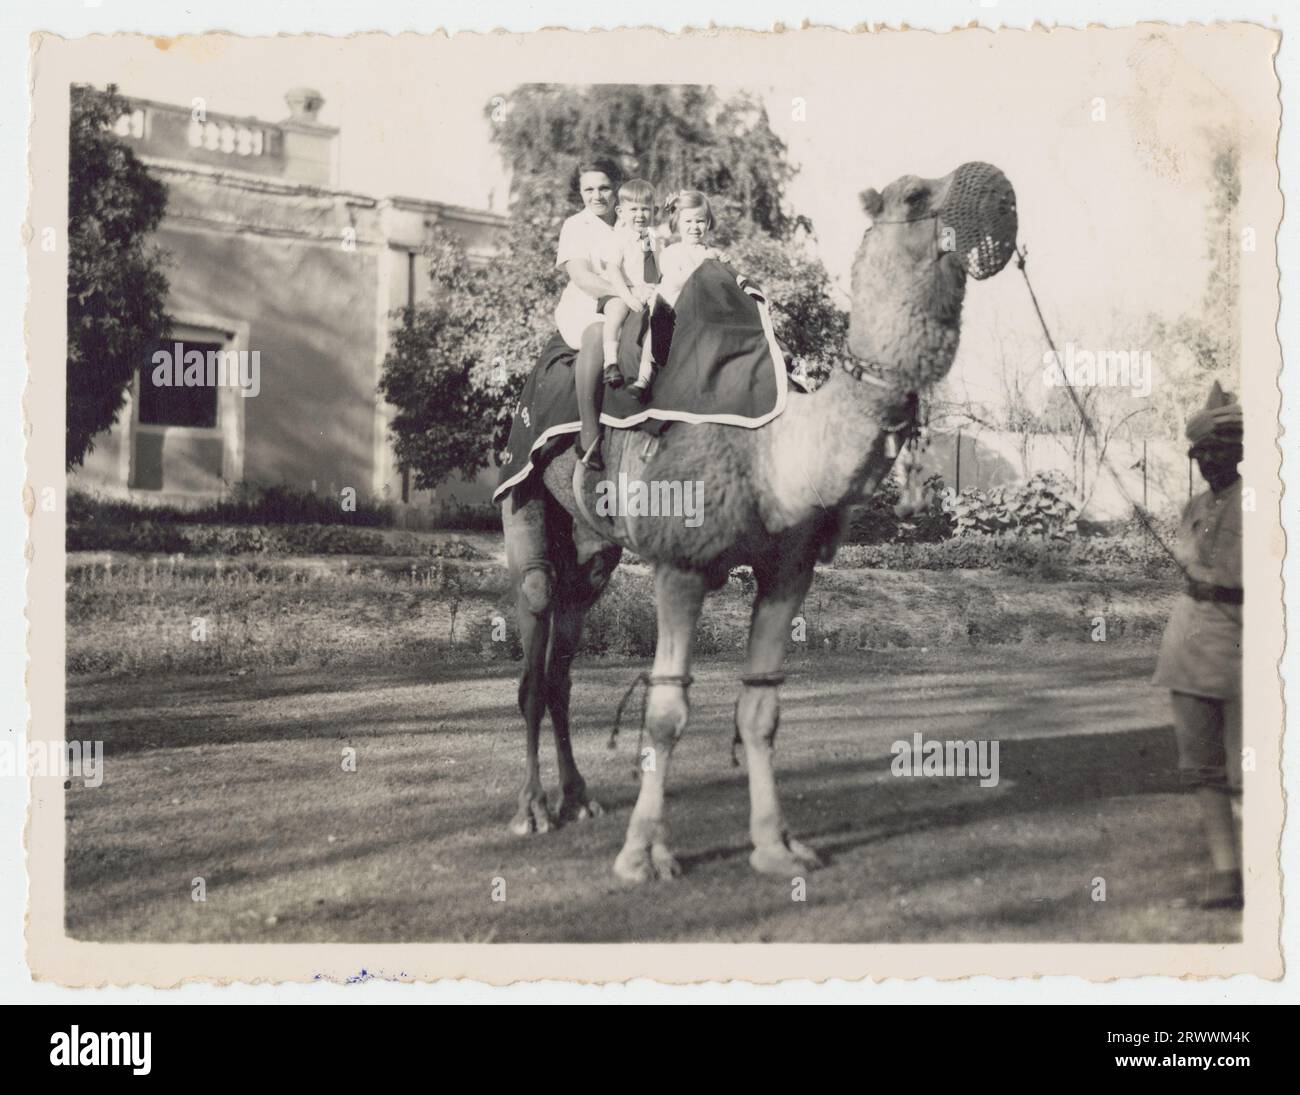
[602,364,624,389]
[579,433,604,472]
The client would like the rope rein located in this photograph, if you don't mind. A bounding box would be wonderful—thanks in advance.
[1014,247,1240,625]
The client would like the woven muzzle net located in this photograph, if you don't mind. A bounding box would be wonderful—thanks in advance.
[938,162,1018,280]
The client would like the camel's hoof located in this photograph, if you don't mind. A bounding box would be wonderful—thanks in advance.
[509,796,553,836]
[613,842,681,884]
[558,796,604,824]
[613,845,653,884]
[651,843,682,879]
[750,837,826,876]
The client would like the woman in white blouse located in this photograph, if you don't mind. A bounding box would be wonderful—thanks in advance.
[555,157,625,471]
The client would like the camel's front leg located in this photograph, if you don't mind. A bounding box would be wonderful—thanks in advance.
[613,565,706,884]
[740,559,825,875]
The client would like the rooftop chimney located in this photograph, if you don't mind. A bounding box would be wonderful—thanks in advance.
[284,87,326,125]
[280,88,338,186]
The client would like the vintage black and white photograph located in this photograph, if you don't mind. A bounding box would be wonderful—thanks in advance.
[23,22,1284,983]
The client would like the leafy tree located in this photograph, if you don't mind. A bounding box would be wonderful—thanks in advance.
[1149,131,1241,429]
[67,83,171,470]
[489,85,801,239]
[380,84,847,489]
[721,230,847,374]
[377,231,504,488]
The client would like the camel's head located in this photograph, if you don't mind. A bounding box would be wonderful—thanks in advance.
[849,162,1017,390]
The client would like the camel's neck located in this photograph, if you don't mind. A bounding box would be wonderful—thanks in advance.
[755,238,966,534]
[758,370,901,530]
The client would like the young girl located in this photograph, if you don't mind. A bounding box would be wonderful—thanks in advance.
[619,190,723,402]
[655,190,724,309]
[554,156,623,470]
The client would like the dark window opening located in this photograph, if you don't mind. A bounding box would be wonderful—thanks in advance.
[139,340,222,428]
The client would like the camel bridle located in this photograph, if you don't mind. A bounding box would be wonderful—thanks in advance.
[866,161,1019,281]
[843,161,1017,448]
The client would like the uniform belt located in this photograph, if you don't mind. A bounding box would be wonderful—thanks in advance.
[1186,580,1243,605]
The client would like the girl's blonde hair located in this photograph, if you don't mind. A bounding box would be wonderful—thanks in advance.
[664,189,715,233]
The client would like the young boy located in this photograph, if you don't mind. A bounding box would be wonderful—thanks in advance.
[598,178,661,396]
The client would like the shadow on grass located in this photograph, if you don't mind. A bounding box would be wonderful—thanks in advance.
[66,646,1216,944]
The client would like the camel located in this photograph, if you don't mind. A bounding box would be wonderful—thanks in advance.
[500,163,1015,883]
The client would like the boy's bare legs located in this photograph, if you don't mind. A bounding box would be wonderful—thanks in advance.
[602,300,630,389]
[575,323,606,467]
[630,292,660,399]
[631,333,656,398]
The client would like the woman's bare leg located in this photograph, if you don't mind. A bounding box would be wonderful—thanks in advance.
[602,300,631,381]
[575,323,606,455]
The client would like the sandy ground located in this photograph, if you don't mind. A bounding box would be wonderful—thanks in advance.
[65,645,1237,944]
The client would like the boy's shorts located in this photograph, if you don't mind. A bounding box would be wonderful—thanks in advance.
[596,296,637,315]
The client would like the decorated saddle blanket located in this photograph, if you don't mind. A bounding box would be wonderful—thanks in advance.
[494,259,793,505]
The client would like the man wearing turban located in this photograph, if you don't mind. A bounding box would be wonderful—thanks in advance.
[1153,381,1243,910]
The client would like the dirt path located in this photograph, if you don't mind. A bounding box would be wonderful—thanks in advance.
[65,646,1236,943]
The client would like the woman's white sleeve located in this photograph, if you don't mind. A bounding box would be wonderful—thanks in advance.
[599,233,625,279]
[555,216,584,270]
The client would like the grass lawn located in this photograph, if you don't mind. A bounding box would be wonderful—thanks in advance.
[67,550,1180,673]
[65,645,1236,944]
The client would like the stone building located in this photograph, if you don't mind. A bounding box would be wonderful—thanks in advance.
[71,88,507,517]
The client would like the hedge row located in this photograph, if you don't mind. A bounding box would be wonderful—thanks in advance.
[67,487,501,533]
[67,522,1175,577]
[831,534,1178,577]
[66,521,482,559]
[67,484,394,528]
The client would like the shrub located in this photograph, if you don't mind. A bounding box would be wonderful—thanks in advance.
[269,524,388,556]
[833,539,1003,571]
[182,525,273,555]
[942,471,1079,540]
[385,532,482,559]
[831,533,1177,577]
[581,574,658,658]
[65,521,189,555]
[429,501,501,532]
[845,473,955,545]
[67,517,485,560]
[1118,507,1180,544]
[67,484,393,530]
